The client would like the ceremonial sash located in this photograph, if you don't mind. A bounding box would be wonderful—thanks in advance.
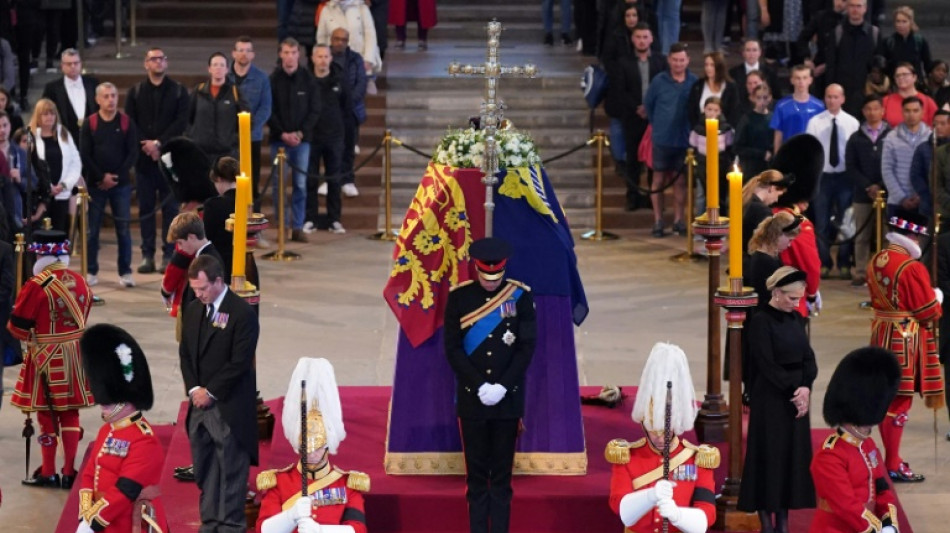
[631,447,695,490]
[462,285,523,356]
[280,470,344,511]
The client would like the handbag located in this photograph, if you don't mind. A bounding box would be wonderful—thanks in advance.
[580,64,608,109]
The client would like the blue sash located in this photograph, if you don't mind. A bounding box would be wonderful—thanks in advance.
[463,287,523,355]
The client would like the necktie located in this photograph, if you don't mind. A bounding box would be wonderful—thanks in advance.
[829,117,840,168]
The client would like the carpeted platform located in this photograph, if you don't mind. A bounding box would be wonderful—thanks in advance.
[55,386,913,533]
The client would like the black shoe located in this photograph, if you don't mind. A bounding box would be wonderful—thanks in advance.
[137,257,156,274]
[22,468,61,489]
[543,32,554,46]
[889,462,925,482]
[60,471,76,489]
[561,33,574,45]
[672,221,687,236]
[173,465,195,482]
[651,222,665,238]
[173,464,193,474]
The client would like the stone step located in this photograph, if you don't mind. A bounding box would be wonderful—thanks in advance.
[138,2,276,21]
[386,91,587,110]
[386,110,589,128]
[137,19,274,39]
[384,74,581,92]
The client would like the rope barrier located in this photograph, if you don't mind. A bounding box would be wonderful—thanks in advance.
[83,188,177,224]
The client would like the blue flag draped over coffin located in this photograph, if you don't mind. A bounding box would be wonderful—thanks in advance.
[384,163,589,475]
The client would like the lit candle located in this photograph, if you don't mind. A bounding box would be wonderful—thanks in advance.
[728,166,743,281]
[238,112,252,182]
[233,174,250,279]
[705,118,719,210]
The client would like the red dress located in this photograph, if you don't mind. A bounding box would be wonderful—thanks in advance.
[775,206,821,317]
[388,0,437,29]
[867,244,943,398]
[9,264,93,411]
[256,462,368,533]
[78,412,169,532]
[607,437,718,533]
[809,430,899,532]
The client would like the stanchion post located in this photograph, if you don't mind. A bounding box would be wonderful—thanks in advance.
[14,233,24,295]
[77,0,85,51]
[114,0,127,59]
[874,189,886,253]
[671,149,705,263]
[77,187,104,305]
[263,148,301,261]
[369,131,397,241]
[130,0,138,47]
[581,130,618,241]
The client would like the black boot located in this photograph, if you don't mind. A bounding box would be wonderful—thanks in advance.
[60,471,76,489]
[22,467,61,489]
[757,511,775,533]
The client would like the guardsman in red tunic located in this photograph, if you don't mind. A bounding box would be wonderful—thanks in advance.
[9,229,93,489]
[810,346,903,533]
[75,324,169,533]
[256,358,369,533]
[867,213,944,482]
[606,342,718,533]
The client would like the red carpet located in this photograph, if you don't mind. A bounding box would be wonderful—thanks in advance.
[55,386,913,533]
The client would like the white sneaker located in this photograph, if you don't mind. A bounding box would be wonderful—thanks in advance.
[342,183,360,197]
[330,221,346,234]
[302,221,316,234]
[354,145,361,155]
[366,79,378,95]
[86,273,98,287]
[119,274,135,288]
[317,182,328,196]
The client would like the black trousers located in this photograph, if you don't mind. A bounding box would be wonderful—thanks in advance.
[306,138,343,226]
[460,418,519,533]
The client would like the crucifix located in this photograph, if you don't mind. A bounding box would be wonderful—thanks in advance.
[447,19,538,236]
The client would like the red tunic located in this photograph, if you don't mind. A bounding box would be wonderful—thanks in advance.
[256,463,368,533]
[387,0,437,28]
[607,438,717,533]
[867,244,944,397]
[775,206,820,317]
[78,412,169,532]
[159,244,195,318]
[809,430,899,533]
[8,264,93,411]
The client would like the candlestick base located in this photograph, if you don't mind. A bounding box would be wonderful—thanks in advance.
[580,229,619,241]
[262,250,302,261]
[368,229,399,241]
[230,276,261,305]
[714,478,760,531]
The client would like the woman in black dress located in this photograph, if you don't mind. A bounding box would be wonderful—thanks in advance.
[738,266,817,533]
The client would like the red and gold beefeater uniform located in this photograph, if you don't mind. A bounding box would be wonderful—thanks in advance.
[867,243,943,471]
[78,412,169,532]
[256,462,369,533]
[810,430,899,533]
[775,206,821,317]
[9,263,94,411]
[606,437,718,533]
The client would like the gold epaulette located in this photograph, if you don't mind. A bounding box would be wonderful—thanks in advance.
[257,463,295,491]
[683,440,721,469]
[605,438,644,464]
[822,433,840,450]
[450,279,475,292]
[135,419,153,436]
[345,470,371,493]
[507,279,531,291]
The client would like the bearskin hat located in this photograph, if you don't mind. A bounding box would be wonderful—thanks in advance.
[80,324,154,410]
[159,136,218,204]
[823,346,901,427]
[771,134,824,207]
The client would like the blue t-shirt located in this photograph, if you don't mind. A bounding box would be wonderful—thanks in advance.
[770,95,825,144]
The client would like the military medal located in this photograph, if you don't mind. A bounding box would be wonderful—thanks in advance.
[104,437,130,457]
[313,486,348,507]
[500,299,517,318]
[672,464,697,482]
[502,329,516,346]
[212,312,229,329]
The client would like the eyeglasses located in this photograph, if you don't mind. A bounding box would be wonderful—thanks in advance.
[146,56,168,62]
[895,72,914,78]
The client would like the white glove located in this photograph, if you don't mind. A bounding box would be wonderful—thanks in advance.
[618,488,655,526]
[477,382,492,402]
[934,287,944,304]
[652,479,674,501]
[160,151,173,168]
[882,527,897,533]
[290,497,313,521]
[657,498,681,522]
[296,518,322,533]
[75,521,94,533]
[481,383,507,405]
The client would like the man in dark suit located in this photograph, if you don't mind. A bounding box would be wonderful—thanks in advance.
[179,254,259,533]
[444,238,537,533]
[202,157,238,282]
[41,48,98,148]
[729,39,782,103]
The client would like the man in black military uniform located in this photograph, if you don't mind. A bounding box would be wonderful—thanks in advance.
[444,238,537,533]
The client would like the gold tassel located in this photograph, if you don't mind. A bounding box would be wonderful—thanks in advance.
[346,471,371,493]
[604,439,631,464]
[694,445,721,469]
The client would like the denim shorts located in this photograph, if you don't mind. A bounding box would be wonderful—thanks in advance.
[653,145,687,172]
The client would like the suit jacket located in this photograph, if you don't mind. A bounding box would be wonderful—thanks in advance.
[729,62,783,102]
[604,52,666,121]
[179,288,260,464]
[444,279,537,420]
[202,190,236,282]
[41,75,99,148]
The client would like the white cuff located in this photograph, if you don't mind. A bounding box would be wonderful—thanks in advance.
[261,510,298,533]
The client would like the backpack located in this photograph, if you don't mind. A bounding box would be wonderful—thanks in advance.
[581,64,609,109]
[87,112,130,134]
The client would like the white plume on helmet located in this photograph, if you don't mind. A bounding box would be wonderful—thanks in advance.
[631,342,698,435]
[282,358,346,455]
